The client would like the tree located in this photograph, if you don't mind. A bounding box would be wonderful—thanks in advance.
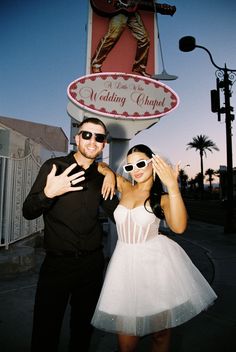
[194,172,204,190]
[188,177,197,191]
[205,168,215,192]
[179,169,189,193]
[186,135,219,195]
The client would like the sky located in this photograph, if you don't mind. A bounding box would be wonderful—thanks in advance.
[1,0,236,181]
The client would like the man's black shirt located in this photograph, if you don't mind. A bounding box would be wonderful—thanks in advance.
[23,152,119,251]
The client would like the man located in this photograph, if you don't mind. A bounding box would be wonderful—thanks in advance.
[91,1,176,77]
[23,117,119,352]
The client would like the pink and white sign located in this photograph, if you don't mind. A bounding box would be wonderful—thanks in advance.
[67,73,179,120]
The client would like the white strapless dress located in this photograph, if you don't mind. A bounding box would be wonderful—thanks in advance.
[91,205,217,336]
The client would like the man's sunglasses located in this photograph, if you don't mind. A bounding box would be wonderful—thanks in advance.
[123,159,152,173]
[78,130,107,143]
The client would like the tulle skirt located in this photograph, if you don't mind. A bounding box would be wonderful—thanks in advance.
[91,234,217,336]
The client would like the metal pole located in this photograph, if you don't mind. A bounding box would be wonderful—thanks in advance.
[223,68,234,233]
[179,36,236,233]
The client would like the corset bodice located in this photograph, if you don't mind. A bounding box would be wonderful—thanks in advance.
[114,204,160,244]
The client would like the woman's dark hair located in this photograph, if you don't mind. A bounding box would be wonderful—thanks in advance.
[127,144,165,219]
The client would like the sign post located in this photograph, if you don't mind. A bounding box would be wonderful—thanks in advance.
[67,1,178,254]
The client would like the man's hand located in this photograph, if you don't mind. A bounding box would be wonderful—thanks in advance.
[156,3,176,16]
[44,163,85,198]
[101,172,116,200]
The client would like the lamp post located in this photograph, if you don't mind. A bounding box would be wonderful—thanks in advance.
[183,164,190,169]
[179,36,236,233]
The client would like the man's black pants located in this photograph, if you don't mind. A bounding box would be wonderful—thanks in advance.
[31,250,104,352]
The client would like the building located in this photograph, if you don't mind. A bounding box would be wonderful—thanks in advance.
[0,115,68,162]
[219,165,236,200]
[0,115,68,248]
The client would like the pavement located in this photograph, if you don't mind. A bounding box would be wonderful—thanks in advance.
[0,219,236,352]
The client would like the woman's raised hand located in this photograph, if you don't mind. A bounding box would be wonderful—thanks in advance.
[151,154,180,192]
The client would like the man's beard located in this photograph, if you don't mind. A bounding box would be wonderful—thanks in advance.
[79,147,101,160]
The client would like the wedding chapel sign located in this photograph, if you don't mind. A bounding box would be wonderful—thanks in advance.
[67,73,179,120]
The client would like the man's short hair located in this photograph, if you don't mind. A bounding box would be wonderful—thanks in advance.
[78,117,107,135]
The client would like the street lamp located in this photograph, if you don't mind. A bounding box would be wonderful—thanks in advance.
[183,164,190,169]
[179,36,236,233]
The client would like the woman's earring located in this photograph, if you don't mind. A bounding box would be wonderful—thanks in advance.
[132,178,135,186]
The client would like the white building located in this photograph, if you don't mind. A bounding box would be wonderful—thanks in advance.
[0,115,68,162]
[0,115,68,248]
[219,165,236,199]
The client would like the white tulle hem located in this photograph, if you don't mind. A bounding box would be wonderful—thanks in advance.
[92,297,216,336]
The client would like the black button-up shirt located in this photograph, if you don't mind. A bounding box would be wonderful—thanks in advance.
[23,152,119,251]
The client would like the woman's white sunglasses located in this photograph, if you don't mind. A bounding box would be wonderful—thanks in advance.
[123,159,152,173]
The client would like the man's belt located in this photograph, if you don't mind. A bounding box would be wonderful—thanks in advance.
[46,247,102,257]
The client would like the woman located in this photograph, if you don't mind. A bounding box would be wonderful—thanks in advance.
[95,144,217,352]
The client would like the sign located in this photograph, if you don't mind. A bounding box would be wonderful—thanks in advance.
[67,73,179,120]
[88,7,156,75]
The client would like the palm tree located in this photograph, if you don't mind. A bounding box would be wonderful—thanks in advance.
[186,135,219,194]
[194,172,204,190]
[188,177,197,191]
[205,168,215,192]
[179,169,189,193]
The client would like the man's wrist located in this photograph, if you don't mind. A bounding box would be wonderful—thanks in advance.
[43,187,54,199]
